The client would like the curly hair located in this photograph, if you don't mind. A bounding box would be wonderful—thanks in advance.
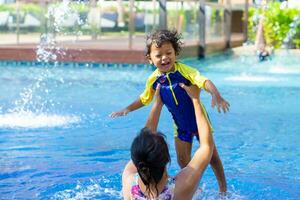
[145,29,183,57]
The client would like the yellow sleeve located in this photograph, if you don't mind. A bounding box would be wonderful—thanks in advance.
[176,62,208,89]
[139,70,159,105]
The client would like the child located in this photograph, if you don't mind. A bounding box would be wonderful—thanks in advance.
[110,29,229,193]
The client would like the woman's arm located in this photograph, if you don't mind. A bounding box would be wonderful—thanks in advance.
[145,84,163,132]
[122,85,163,199]
[122,160,137,200]
[175,84,214,199]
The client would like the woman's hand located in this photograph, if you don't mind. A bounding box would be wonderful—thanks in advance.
[179,83,201,101]
[154,83,163,106]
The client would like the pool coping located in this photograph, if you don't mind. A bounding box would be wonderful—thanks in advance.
[0,34,245,64]
[0,59,151,68]
[1,46,299,67]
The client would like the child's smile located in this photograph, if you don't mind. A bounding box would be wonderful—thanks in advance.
[161,60,172,71]
[149,42,176,73]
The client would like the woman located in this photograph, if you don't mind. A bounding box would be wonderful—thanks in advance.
[122,83,214,200]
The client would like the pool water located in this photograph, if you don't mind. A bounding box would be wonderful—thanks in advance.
[0,53,299,199]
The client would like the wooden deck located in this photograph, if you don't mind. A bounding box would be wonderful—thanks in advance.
[0,34,244,63]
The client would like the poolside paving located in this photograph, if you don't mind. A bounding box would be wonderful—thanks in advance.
[0,34,244,63]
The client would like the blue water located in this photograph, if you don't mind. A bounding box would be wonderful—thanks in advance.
[0,53,300,200]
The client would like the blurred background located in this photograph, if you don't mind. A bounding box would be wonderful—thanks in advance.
[0,0,299,61]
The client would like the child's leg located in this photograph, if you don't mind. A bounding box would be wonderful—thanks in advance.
[175,137,192,168]
[210,141,227,193]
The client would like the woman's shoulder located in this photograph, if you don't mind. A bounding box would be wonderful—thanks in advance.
[122,171,138,200]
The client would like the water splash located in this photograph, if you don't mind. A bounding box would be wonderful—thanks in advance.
[225,73,282,82]
[0,111,80,129]
[1,0,83,129]
[7,73,52,114]
[37,34,65,63]
[36,0,79,62]
[269,66,300,74]
[51,179,122,200]
[48,0,77,33]
[193,184,246,200]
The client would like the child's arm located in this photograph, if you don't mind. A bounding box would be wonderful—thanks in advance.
[177,63,230,113]
[204,80,230,113]
[109,98,144,118]
[110,74,157,118]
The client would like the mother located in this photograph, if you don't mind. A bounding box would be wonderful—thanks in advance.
[122,83,214,200]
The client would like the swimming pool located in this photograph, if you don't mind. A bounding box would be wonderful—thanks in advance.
[0,52,299,199]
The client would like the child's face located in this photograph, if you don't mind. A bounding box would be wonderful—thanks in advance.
[148,42,176,73]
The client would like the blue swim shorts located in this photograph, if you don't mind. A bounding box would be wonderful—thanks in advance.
[175,128,199,143]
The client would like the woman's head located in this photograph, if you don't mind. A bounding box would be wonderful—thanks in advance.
[145,29,183,73]
[131,128,170,193]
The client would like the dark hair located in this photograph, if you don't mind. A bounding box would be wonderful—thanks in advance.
[145,29,183,57]
[131,128,170,197]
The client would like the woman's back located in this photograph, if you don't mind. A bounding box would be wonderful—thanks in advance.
[130,173,175,200]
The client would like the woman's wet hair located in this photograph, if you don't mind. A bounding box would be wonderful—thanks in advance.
[145,29,183,57]
[131,127,170,197]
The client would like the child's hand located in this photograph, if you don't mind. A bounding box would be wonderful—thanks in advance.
[204,80,230,114]
[179,83,201,100]
[211,95,230,113]
[109,108,130,118]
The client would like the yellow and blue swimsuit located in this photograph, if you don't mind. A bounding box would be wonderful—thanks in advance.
[140,62,213,143]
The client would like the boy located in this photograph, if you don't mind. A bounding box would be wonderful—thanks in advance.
[110,29,229,193]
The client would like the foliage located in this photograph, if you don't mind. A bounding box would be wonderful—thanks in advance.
[0,4,14,12]
[21,4,43,16]
[210,8,223,27]
[248,2,300,49]
[70,2,89,14]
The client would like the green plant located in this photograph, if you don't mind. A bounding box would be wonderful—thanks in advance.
[264,2,300,48]
[70,2,89,14]
[248,6,261,42]
[0,4,14,12]
[248,2,300,49]
[21,3,43,17]
[294,32,300,48]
